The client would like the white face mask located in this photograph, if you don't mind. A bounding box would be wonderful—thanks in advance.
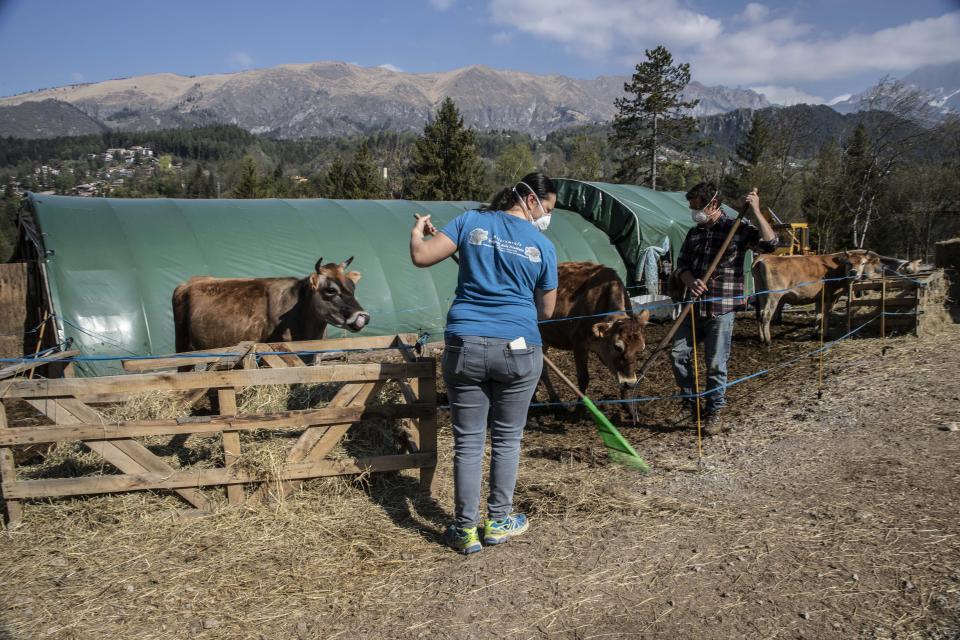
[516,181,552,232]
[689,189,719,225]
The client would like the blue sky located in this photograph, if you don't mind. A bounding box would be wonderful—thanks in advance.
[1,0,958,104]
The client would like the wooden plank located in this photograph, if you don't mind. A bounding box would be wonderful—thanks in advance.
[851,280,918,293]
[3,453,436,499]
[274,344,307,368]
[0,361,434,399]
[218,387,243,504]
[277,334,418,353]
[247,381,385,504]
[0,350,79,381]
[416,359,439,495]
[122,346,239,372]
[847,298,917,308]
[0,400,22,527]
[0,404,434,445]
[25,398,210,510]
[184,342,256,407]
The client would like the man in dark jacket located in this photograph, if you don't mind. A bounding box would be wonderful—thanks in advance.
[672,182,777,434]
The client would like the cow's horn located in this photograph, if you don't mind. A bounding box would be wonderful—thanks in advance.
[341,256,354,269]
[315,257,324,273]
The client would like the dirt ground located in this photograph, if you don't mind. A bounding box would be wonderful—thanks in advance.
[1,314,959,639]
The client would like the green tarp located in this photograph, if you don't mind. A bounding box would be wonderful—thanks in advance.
[26,194,626,375]
[555,180,754,293]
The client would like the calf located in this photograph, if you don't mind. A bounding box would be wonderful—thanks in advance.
[538,262,649,401]
[752,250,881,344]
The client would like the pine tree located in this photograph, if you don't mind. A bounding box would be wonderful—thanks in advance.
[234,155,261,199]
[611,45,698,189]
[344,143,385,199]
[409,98,486,200]
[323,157,349,198]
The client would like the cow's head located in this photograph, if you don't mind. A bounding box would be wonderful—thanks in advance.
[841,250,882,280]
[587,310,650,389]
[307,256,370,332]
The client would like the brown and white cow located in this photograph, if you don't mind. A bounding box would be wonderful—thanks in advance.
[752,250,882,344]
[173,257,370,353]
[538,262,649,400]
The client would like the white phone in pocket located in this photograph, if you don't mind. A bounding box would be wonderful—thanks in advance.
[508,337,527,351]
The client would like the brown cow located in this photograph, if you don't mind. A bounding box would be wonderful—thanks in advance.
[538,262,649,401]
[173,257,370,352]
[752,250,882,344]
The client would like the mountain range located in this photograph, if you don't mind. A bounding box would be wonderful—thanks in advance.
[0,60,955,140]
[0,62,769,139]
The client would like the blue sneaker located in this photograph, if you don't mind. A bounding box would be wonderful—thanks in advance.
[442,524,482,554]
[482,513,529,545]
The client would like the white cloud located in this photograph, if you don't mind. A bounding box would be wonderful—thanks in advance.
[227,51,254,70]
[489,0,722,58]
[491,31,512,45]
[751,85,824,105]
[488,1,960,92]
[694,12,960,86]
[741,2,769,24]
[378,63,403,72]
[429,0,454,10]
[828,93,852,105]
[71,72,85,83]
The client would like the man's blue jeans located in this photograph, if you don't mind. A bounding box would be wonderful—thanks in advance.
[670,311,735,414]
[442,335,542,528]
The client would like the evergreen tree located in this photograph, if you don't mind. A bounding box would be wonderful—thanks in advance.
[344,143,385,199]
[409,97,486,200]
[185,164,207,198]
[234,155,261,198]
[611,45,698,189]
[323,157,349,198]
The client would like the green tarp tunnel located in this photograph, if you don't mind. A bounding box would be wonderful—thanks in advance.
[24,194,626,376]
[555,180,755,295]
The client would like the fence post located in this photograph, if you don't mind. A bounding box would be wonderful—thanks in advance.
[417,358,438,495]
[0,400,22,527]
[880,270,886,340]
[846,279,854,334]
[218,387,244,504]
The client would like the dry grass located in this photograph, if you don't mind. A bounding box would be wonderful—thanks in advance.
[2,324,959,639]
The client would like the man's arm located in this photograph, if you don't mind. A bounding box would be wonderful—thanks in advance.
[675,230,708,297]
[744,190,778,253]
[535,288,556,320]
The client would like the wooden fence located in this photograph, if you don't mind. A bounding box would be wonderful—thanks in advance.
[846,268,946,337]
[0,334,437,527]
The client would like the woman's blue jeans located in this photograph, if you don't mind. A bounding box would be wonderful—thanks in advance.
[670,311,735,414]
[442,335,543,528]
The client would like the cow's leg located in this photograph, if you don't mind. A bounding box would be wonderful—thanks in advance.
[573,345,590,394]
[538,347,563,406]
[759,294,780,345]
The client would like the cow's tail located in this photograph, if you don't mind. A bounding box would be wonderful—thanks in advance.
[172,284,190,355]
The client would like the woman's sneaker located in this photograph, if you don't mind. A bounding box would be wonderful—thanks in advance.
[482,513,529,545]
[442,525,482,554]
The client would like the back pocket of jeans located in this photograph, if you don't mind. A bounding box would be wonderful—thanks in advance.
[442,345,467,376]
[503,347,536,378]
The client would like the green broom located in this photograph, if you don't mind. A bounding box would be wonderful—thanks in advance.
[542,354,651,472]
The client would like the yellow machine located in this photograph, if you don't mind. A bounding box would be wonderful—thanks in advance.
[772,222,813,256]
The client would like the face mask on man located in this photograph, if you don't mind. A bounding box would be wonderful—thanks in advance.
[515,181,552,232]
[690,189,719,225]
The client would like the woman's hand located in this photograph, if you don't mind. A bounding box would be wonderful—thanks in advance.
[410,214,457,268]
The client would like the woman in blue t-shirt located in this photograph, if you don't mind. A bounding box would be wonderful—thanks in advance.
[410,172,558,554]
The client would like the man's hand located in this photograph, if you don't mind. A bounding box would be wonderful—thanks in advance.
[744,189,761,217]
[680,271,708,297]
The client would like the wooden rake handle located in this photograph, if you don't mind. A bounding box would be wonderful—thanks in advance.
[541,353,585,401]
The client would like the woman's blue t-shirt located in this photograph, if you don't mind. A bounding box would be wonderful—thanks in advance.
[439,209,558,346]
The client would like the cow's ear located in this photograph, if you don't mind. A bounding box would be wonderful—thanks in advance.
[315,257,324,274]
[309,272,322,291]
[341,256,354,270]
[591,321,614,338]
[345,270,362,284]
